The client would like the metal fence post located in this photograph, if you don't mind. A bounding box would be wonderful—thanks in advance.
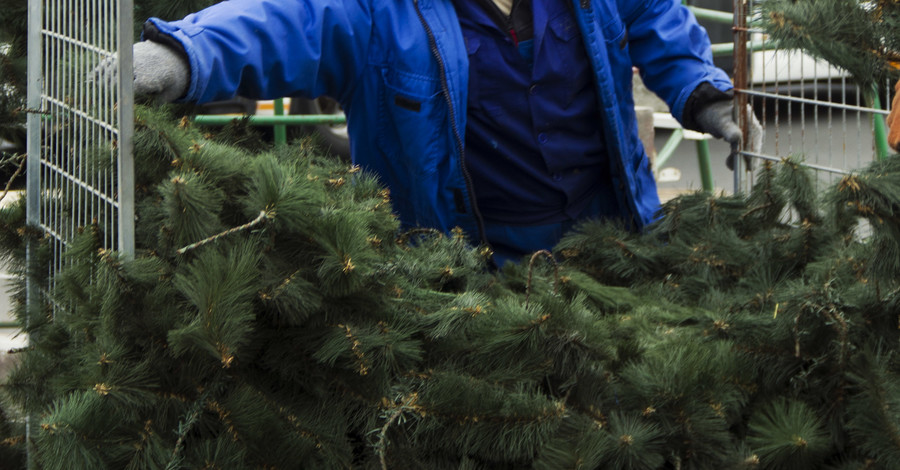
[118,0,136,260]
[26,0,136,272]
[872,91,891,161]
[25,0,42,467]
[273,97,287,146]
[732,0,749,194]
[25,0,135,461]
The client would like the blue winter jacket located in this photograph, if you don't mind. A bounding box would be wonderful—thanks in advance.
[146,0,733,243]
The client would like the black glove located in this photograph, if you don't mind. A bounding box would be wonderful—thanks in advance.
[694,100,763,170]
[684,83,763,170]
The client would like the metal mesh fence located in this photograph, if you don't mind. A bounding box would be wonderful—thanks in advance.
[25,0,134,461]
[733,0,892,191]
[26,0,135,281]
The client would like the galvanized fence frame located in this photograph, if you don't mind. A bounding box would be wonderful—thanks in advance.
[27,0,135,263]
[26,0,134,462]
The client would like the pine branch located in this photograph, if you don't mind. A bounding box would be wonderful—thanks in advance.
[526,250,559,307]
[175,209,271,255]
[0,153,24,205]
[165,380,221,470]
[747,398,831,469]
[165,409,200,470]
[376,393,419,470]
[757,0,900,87]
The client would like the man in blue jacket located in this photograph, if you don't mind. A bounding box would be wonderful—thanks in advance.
[126,0,759,264]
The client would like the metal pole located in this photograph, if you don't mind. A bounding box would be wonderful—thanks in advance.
[696,140,715,192]
[687,5,734,24]
[872,91,891,161]
[654,128,685,169]
[732,0,750,194]
[26,1,41,230]
[193,114,348,126]
[273,98,287,145]
[117,0,135,259]
[25,0,43,463]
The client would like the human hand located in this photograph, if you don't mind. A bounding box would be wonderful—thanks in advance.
[93,41,190,103]
[694,100,763,170]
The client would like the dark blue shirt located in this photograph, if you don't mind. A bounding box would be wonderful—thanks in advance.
[457,0,618,225]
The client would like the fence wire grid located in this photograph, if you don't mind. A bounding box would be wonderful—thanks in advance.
[732,0,892,191]
[26,0,135,284]
[25,0,134,462]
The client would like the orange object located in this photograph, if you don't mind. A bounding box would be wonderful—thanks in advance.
[887,79,900,151]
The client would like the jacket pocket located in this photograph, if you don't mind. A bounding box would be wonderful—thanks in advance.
[462,33,515,119]
[462,35,482,112]
[375,67,446,177]
[593,2,626,45]
[547,12,593,109]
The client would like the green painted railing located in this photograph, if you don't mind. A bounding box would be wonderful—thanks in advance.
[193,98,347,147]
[192,112,347,127]
[688,5,733,24]
[873,92,892,161]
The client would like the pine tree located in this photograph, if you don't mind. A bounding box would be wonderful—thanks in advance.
[756,0,900,90]
[0,0,27,191]
[3,0,900,468]
[0,0,26,148]
[0,104,897,468]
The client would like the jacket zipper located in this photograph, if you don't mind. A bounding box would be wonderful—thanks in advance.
[413,0,489,246]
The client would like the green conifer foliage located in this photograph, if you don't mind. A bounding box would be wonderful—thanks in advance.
[746,398,831,469]
[756,0,900,89]
[0,104,899,468]
[4,0,900,466]
[0,0,27,195]
[0,398,26,467]
[0,0,27,155]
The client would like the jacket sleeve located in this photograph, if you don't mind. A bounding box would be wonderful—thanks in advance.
[619,0,732,123]
[144,0,373,104]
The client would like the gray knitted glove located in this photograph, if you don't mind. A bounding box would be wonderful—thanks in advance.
[694,100,763,170]
[133,41,190,102]
[94,41,190,103]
